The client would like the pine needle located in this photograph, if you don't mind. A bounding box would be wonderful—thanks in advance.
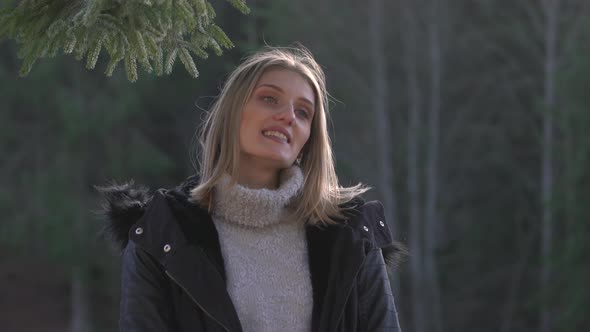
[164,47,178,75]
[124,52,138,82]
[86,36,104,69]
[179,47,199,78]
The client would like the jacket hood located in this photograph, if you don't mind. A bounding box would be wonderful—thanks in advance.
[96,180,152,252]
[96,175,200,252]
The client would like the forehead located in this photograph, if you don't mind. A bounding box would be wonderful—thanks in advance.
[255,68,315,103]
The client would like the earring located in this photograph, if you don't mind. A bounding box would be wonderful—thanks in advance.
[295,154,302,165]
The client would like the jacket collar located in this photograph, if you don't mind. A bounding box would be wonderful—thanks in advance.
[97,175,404,261]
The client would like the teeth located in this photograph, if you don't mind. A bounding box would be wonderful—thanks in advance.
[263,130,288,142]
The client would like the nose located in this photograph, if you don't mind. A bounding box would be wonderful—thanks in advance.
[274,104,296,124]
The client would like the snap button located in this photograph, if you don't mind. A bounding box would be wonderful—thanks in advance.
[363,226,369,232]
[379,220,385,227]
[163,244,171,253]
[135,227,143,235]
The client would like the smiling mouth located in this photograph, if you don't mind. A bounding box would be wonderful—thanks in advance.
[262,130,289,143]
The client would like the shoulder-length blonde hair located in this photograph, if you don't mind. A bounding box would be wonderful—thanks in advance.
[190,46,368,225]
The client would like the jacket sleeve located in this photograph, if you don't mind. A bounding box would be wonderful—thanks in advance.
[120,241,175,332]
[358,248,402,332]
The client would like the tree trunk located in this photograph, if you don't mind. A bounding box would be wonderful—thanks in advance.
[540,1,559,331]
[247,0,257,49]
[401,1,425,331]
[70,265,91,332]
[424,0,443,331]
[69,61,93,332]
[369,0,397,237]
[500,233,535,332]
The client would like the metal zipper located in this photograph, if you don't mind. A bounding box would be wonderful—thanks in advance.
[165,270,231,332]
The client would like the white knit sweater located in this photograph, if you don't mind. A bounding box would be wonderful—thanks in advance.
[211,166,313,332]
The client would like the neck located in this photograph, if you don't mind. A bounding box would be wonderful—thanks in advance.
[236,162,281,189]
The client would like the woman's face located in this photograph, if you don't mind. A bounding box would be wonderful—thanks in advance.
[239,68,315,171]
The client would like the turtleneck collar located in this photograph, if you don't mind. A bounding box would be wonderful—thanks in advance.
[212,165,304,228]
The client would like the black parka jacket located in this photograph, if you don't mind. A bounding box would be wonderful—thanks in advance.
[100,176,405,332]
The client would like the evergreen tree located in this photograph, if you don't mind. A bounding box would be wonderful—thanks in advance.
[0,0,249,82]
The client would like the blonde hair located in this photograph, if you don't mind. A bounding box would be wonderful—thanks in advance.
[190,46,369,225]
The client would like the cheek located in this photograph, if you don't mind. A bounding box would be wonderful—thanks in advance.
[305,122,313,141]
[238,120,252,150]
[239,109,256,137]
[298,127,312,150]
[239,123,258,149]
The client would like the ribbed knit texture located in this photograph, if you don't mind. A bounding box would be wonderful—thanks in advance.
[212,165,313,332]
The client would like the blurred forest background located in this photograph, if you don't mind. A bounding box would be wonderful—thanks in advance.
[1,0,589,331]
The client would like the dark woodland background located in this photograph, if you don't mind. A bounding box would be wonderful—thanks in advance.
[1,1,589,331]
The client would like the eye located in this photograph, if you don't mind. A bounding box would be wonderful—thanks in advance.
[296,109,310,119]
[262,96,277,104]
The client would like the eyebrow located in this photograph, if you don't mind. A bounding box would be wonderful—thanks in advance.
[256,84,315,109]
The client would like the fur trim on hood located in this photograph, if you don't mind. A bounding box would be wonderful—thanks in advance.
[95,180,153,252]
[96,176,198,252]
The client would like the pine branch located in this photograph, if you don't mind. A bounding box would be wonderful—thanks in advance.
[0,0,249,82]
[178,46,198,78]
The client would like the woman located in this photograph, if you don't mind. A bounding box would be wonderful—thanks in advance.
[100,46,405,332]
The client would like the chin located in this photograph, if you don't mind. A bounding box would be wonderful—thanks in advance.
[270,158,293,169]
[257,151,292,164]
[241,148,295,169]
[266,157,295,169]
